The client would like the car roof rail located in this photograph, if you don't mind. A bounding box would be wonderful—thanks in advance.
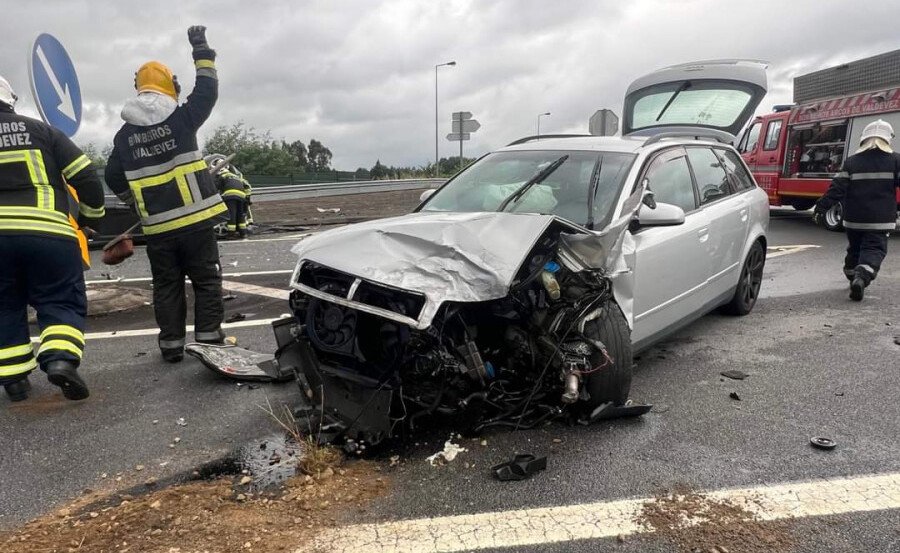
[640,129,734,146]
[506,134,593,146]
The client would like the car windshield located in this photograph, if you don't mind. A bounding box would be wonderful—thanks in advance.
[421,150,635,229]
[628,81,755,131]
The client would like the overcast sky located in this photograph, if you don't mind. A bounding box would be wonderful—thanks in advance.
[3,0,898,170]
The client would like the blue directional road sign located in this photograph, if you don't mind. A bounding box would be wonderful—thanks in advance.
[28,33,82,137]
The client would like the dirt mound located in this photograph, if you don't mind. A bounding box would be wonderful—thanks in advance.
[636,484,794,553]
[0,462,387,553]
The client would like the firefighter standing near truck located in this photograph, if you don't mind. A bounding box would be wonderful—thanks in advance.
[815,119,900,301]
[105,26,228,363]
[0,75,105,402]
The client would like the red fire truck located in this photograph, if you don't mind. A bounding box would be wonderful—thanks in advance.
[737,50,900,231]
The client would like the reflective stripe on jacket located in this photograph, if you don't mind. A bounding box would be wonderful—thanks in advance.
[218,171,247,199]
[0,106,105,251]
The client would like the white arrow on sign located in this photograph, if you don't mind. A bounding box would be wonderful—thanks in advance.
[36,45,76,122]
[447,132,471,141]
[452,119,481,133]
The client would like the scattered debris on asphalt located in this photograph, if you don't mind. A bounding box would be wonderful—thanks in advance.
[720,370,748,380]
[636,484,794,552]
[223,293,238,301]
[175,417,187,427]
[133,351,147,357]
[809,436,837,450]
[316,207,342,213]
[0,462,388,553]
[226,312,247,323]
[893,336,900,346]
[491,454,547,481]
[426,438,468,466]
[728,392,742,401]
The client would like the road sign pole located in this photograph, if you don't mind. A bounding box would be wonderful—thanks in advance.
[459,133,463,172]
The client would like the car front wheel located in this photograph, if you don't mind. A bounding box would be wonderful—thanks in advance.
[582,303,632,407]
[722,241,766,316]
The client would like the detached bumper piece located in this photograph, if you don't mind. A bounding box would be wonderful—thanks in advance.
[184,319,298,382]
[491,454,548,481]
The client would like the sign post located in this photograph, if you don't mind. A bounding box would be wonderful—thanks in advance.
[28,33,82,137]
[448,112,480,171]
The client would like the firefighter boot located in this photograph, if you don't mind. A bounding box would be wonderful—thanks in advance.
[162,349,184,363]
[45,360,90,400]
[849,277,866,301]
[3,375,31,402]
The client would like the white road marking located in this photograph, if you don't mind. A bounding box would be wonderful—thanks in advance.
[221,280,290,300]
[767,244,821,259]
[30,317,285,343]
[309,471,900,552]
[85,269,293,285]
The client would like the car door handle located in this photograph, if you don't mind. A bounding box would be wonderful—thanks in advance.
[739,208,749,222]
[768,157,777,162]
[697,227,709,242]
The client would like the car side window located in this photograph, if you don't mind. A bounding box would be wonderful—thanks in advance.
[716,149,756,191]
[643,150,697,213]
[686,147,731,205]
[763,119,783,151]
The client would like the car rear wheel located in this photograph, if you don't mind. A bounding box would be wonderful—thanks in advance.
[823,203,844,232]
[722,241,766,316]
[582,303,632,407]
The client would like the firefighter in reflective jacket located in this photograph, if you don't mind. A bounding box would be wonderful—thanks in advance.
[815,119,900,301]
[0,75,104,402]
[105,26,227,363]
[207,155,250,239]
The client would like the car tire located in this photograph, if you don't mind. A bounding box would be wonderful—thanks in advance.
[721,240,766,316]
[790,199,816,211]
[822,203,844,232]
[582,303,632,407]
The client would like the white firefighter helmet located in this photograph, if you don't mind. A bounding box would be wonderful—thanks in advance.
[204,153,229,174]
[860,119,894,143]
[858,119,894,153]
[0,75,18,107]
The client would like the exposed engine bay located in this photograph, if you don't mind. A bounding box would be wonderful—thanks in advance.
[272,212,647,452]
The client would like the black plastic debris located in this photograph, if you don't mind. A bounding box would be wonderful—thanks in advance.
[491,454,547,481]
[894,336,900,346]
[721,370,748,380]
[810,436,837,450]
[729,392,741,401]
[584,401,653,423]
[226,312,246,323]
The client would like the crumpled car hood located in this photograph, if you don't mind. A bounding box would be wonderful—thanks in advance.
[291,212,558,315]
[290,201,643,329]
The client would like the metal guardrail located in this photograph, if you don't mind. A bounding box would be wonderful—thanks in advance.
[250,178,446,202]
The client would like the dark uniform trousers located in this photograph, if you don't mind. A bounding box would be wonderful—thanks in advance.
[224,197,247,234]
[0,236,86,384]
[844,230,890,284]
[146,226,224,352]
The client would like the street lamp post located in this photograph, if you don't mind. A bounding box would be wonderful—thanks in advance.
[537,112,551,137]
[434,61,456,177]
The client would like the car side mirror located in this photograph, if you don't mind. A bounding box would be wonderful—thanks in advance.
[636,202,686,227]
[419,189,436,202]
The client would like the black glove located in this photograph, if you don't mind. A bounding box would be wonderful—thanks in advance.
[188,26,208,48]
[813,199,830,215]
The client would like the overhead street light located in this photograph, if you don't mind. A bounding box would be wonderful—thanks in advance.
[537,112,551,137]
[435,61,456,176]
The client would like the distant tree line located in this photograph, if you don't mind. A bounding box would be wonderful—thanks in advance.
[77,121,476,179]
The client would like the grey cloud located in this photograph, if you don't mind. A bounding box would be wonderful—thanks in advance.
[2,0,898,169]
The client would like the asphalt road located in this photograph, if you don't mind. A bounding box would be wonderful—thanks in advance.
[1,208,899,552]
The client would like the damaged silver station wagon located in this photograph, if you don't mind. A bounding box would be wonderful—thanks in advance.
[273,61,771,449]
